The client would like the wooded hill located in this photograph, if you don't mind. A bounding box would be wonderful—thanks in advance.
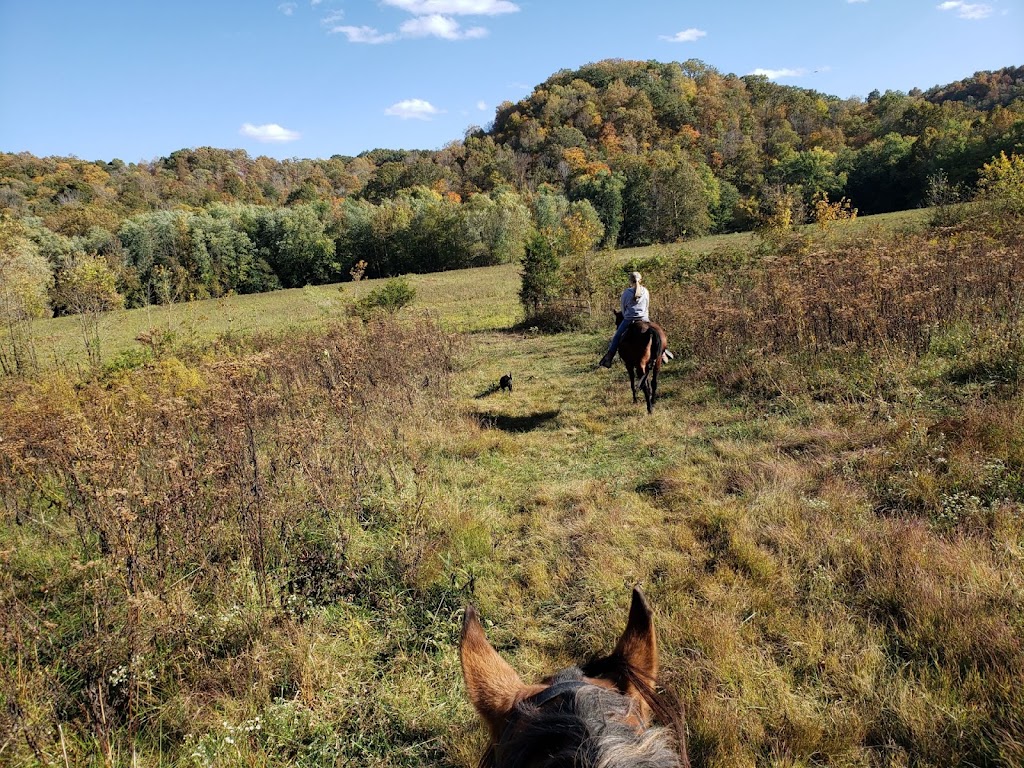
[1,59,1022,311]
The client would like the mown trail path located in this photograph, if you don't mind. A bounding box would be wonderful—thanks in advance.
[456,329,709,481]
[430,327,847,766]
[428,327,784,652]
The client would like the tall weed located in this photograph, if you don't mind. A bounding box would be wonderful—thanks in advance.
[0,315,458,765]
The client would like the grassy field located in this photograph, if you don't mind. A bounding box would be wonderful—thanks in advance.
[5,205,1022,767]
[27,209,926,372]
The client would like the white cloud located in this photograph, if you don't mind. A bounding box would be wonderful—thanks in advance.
[328,25,398,43]
[400,14,487,39]
[748,67,806,80]
[383,0,519,15]
[659,28,706,43]
[477,100,488,111]
[329,0,515,43]
[278,2,297,15]
[385,99,443,120]
[240,123,301,143]
[937,1,994,19]
[847,0,868,4]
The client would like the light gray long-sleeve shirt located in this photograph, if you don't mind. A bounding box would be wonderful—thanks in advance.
[620,286,650,322]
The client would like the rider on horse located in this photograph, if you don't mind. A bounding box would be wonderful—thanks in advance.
[599,271,649,368]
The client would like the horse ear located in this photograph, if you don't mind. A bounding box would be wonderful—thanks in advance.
[582,587,659,716]
[612,587,659,687]
[460,605,527,740]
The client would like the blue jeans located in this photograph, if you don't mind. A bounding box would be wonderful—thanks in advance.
[604,318,632,358]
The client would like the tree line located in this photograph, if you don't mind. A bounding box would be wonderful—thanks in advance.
[1,59,1022,325]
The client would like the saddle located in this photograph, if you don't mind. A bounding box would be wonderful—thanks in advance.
[628,319,651,333]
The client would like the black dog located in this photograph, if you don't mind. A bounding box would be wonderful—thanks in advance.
[499,372,513,393]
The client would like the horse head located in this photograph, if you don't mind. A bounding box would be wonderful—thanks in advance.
[460,588,688,768]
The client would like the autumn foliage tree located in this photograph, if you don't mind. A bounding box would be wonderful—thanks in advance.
[1,61,1023,315]
[52,254,125,364]
[0,216,52,374]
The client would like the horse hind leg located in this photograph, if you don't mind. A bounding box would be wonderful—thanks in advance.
[641,370,654,413]
[628,368,638,403]
[646,367,659,414]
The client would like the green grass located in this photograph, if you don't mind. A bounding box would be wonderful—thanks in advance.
[28,262,524,371]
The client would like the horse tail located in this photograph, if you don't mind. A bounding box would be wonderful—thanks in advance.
[637,327,662,390]
[647,326,663,374]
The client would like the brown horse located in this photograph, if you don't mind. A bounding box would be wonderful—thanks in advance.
[460,588,689,768]
[613,310,668,414]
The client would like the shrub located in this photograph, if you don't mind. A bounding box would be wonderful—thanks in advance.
[977,151,1024,216]
[517,299,589,333]
[354,276,416,319]
[925,171,969,228]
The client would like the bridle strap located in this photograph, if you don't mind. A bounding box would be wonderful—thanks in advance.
[524,679,592,709]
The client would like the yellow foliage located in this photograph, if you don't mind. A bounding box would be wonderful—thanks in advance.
[562,147,589,173]
[978,151,1024,214]
[813,193,858,231]
[153,357,207,400]
[599,123,622,156]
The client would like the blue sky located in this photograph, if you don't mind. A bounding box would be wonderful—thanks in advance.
[1,0,1021,163]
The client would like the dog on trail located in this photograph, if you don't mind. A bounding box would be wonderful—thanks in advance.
[499,372,513,393]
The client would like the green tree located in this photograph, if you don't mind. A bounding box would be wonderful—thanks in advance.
[367,197,414,277]
[775,146,848,209]
[272,204,338,286]
[617,155,655,246]
[463,190,534,265]
[570,169,625,249]
[649,149,714,241]
[846,133,919,214]
[560,200,605,315]
[354,276,417,319]
[519,231,560,317]
[402,187,475,272]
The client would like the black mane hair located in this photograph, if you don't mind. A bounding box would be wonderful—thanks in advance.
[483,667,687,768]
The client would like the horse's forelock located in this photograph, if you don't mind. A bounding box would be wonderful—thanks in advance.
[491,683,684,768]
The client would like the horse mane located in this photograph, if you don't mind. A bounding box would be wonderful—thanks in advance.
[580,656,688,767]
[481,666,689,768]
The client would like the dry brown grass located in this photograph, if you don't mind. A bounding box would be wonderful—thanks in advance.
[655,218,1024,392]
[0,316,460,766]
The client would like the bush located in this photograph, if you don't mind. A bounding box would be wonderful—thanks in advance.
[354,276,416,319]
[518,299,589,333]
[977,151,1024,216]
[925,171,969,228]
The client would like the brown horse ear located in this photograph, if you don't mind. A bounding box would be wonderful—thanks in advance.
[613,587,659,687]
[460,605,528,740]
[585,587,658,717]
